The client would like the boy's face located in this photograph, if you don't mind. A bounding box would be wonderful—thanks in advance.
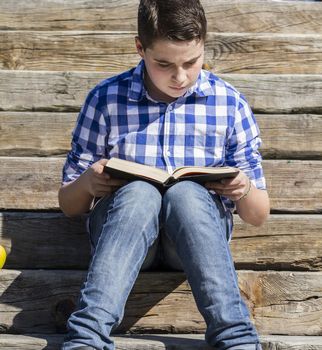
[136,38,204,103]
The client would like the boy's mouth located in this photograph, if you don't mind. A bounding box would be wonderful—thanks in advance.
[169,86,186,91]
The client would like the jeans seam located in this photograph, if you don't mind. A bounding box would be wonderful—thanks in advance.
[206,192,245,321]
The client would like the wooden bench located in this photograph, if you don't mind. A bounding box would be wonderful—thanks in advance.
[1,1,322,348]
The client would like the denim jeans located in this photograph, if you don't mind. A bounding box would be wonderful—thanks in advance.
[61,180,262,350]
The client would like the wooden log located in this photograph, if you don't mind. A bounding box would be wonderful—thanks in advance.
[262,159,322,213]
[1,71,322,114]
[0,112,76,157]
[0,270,321,335]
[1,212,322,271]
[0,157,319,212]
[256,114,322,160]
[0,0,322,33]
[1,112,322,159]
[1,31,322,74]
[0,212,90,269]
[0,157,64,210]
[0,334,322,350]
[1,157,322,212]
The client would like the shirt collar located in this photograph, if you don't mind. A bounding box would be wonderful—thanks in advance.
[186,69,213,98]
[129,60,213,102]
[129,60,147,102]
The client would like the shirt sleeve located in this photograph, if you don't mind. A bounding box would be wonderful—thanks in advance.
[225,93,266,190]
[61,87,109,184]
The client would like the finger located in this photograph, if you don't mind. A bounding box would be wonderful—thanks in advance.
[218,188,245,200]
[92,174,112,186]
[95,185,126,197]
[108,178,129,186]
[204,181,223,190]
[97,158,109,166]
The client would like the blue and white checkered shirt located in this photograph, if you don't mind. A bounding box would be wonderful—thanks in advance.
[62,59,266,212]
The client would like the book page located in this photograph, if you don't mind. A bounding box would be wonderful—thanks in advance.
[172,166,239,180]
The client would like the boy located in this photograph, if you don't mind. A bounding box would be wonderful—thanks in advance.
[59,0,270,349]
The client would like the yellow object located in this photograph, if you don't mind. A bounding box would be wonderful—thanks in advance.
[0,245,7,269]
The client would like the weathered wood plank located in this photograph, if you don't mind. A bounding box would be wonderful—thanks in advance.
[0,70,98,112]
[0,0,322,34]
[225,75,322,114]
[0,157,322,212]
[0,212,90,269]
[1,112,322,159]
[1,31,322,74]
[0,157,64,210]
[1,71,322,114]
[256,114,322,160]
[0,270,321,335]
[263,160,322,213]
[0,112,75,157]
[0,334,322,350]
[1,213,322,271]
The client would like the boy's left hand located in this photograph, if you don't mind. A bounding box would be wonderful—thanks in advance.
[205,170,250,202]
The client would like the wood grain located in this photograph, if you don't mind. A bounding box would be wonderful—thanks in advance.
[0,112,76,156]
[0,270,321,335]
[1,213,322,271]
[1,334,322,350]
[1,71,322,114]
[1,112,322,159]
[0,157,322,212]
[1,31,322,74]
[256,114,322,160]
[0,0,322,33]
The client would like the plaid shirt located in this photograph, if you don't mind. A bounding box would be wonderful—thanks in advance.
[62,59,266,212]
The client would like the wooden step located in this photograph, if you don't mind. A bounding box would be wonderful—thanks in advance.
[1,157,322,212]
[1,212,322,271]
[1,112,322,159]
[1,31,322,74]
[1,71,322,114]
[0,334,322,350]
[0,270,321,335]
[1,0,321,33]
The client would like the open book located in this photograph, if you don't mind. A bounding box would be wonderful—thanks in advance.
[104,158,239,188]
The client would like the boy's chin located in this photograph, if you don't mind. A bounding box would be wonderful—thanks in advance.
[166,88,188,98]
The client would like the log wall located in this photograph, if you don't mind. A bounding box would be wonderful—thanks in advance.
[0,0,322,343]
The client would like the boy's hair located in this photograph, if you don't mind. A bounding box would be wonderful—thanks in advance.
[138,0,207,49]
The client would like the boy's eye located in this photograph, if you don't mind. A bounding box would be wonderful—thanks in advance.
[186,61,197,66]
[158,63,170,68]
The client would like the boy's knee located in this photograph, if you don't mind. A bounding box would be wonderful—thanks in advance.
[163,180,207,210]
[120,180,162,209]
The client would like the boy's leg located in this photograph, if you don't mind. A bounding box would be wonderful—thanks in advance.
[162,181,262,350]
[62,181,162,350]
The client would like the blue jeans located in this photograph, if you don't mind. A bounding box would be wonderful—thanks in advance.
[62,181,262,350]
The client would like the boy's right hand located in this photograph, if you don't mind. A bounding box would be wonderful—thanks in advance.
[83,158,128,198]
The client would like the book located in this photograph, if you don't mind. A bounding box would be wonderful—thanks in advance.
[104,157,239,188]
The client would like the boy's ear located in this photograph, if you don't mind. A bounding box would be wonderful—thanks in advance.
[135,36,145,58]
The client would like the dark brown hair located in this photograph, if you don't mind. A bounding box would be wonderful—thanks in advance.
[137,0,207,49]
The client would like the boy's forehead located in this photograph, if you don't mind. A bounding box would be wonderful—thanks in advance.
[147,39,204,62]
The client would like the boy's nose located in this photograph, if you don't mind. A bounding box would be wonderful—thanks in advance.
[172,67,186,84]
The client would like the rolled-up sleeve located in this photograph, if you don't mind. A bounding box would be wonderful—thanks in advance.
[225,94,266,190]
[62,87,109,184]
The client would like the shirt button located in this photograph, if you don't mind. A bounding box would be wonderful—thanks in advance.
[167,150,171,156]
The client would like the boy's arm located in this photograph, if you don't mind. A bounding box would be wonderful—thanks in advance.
[59,159,127,217]
[205,171,270,226]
